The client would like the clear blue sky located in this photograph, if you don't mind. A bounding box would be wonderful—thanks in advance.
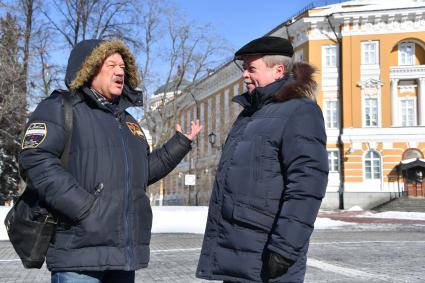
[173,0,315,51]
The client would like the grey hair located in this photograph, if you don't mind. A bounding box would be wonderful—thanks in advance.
[262,55,293,74]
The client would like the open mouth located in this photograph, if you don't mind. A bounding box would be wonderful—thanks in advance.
[113,78,124,87]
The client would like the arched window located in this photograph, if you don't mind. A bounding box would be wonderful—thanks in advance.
[398,42,415,66]
[402,148,423,160]
[364,150,381,180]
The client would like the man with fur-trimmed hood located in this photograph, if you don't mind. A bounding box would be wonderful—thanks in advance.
[196,36,328,282]
[19,39,201,282]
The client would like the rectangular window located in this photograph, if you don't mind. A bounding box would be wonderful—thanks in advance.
[328,150,339,172]
[400,98,416,126]
[294,49,304,62]
[364,97,378,127]
[324,100,338,129]
[364,151,381,180]
[399,43,415,66]
[323,45,337,68]
[361,41,379,65]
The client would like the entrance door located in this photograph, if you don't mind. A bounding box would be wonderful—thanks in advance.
[405,169,424,197]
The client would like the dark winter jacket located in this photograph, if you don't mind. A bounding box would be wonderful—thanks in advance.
[19,40,192,271]
[196,63,328,283]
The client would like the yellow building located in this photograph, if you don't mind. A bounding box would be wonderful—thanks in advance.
[146,0,425,210]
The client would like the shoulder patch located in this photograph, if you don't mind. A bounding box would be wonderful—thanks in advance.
[21,122,48,149]
[126,122,145,139]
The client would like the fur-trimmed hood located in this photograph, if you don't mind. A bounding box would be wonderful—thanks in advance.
[65,39,138,91]
[273,62,317,102]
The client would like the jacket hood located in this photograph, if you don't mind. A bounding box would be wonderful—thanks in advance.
[273,62,317,102]
[65,39,138,91]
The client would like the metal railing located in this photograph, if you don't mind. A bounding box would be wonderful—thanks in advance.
[289,0,351,21]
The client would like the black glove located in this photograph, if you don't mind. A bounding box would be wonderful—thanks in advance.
[267,251,295,279]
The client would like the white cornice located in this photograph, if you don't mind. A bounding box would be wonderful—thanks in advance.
[342,127,425,142]
[191,63,241,102]
[296,7,425,39]
[390,65,425,80]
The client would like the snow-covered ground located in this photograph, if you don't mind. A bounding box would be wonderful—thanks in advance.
[359,211,425,220]
[1,205,425,241]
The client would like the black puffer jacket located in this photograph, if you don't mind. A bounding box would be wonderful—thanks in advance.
[19,40,191,271]
[196,63,328,282]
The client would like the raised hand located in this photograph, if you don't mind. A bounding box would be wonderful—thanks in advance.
[176,119,202,141]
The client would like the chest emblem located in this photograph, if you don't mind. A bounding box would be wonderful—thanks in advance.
[21,122,47,149]
[126,122,145,139]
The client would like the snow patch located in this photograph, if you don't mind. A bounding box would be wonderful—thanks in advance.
[3,205,424,241]
[314,217,353,229]
[347,205,364,211]
[359,211,425,220]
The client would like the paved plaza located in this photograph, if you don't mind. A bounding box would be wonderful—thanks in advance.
[1,220,424,282]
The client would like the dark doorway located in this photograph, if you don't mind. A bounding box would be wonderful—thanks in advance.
[399,157,425,197]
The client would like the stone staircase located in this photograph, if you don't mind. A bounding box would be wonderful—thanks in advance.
[373,196,425,212]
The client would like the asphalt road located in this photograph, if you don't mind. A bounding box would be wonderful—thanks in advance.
[1,223,424,282]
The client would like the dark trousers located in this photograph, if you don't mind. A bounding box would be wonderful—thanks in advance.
[51,270,135,283]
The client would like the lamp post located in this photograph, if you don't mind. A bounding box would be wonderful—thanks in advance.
[208,131,222,150]
[208,132,216,147]
[187,91,200,206]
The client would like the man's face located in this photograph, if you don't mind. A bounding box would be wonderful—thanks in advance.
[91,53,125,101]
[241,55,283,93]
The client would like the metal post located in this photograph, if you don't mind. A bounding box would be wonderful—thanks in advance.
[327,14,345,210]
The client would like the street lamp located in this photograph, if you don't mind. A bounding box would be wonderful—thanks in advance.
[208,131,222,150]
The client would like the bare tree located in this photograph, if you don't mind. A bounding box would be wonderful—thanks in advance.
[139,3,230,148]
[40,0,137,48]
[0,13,26,202]
[21,0,34,92]
[27,25,63,98]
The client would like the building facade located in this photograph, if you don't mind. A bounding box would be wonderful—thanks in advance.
[146,0,425,209]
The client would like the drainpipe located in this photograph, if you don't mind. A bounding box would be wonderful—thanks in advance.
[327,14,345,209]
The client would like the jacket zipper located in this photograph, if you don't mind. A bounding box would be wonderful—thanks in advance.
[116,116,134,270]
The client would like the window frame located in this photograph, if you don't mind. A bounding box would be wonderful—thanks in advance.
[322,45,338,68]
[361,41,379,65]
[399,97,417,127]
[328,150,340,173]
[294,49,304,62]
[398,42,415,66]
[363,96,380,127]
[324,99,339,129]
[363,150,382,181]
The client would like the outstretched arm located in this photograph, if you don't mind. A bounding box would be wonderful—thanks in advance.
[148,120,202,185]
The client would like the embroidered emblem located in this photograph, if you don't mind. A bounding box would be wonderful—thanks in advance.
[126,122,145,139]
[22,122,47,149]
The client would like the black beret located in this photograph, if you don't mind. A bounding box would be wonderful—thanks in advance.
[234,36,294,58]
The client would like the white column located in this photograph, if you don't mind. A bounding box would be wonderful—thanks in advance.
[200,102,205,156]
[224,89,229,132]
[207,98,212,155]
[215,94,221,151]
[233,84,241,118]
[391,79,399,126]
[419,78,425,126]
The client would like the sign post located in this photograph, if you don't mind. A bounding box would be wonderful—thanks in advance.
[185,174,196,205]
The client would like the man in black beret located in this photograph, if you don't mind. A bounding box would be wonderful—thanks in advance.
[197,36,328,283]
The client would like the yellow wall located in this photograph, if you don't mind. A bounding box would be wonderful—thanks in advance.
[309,32,425,130]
